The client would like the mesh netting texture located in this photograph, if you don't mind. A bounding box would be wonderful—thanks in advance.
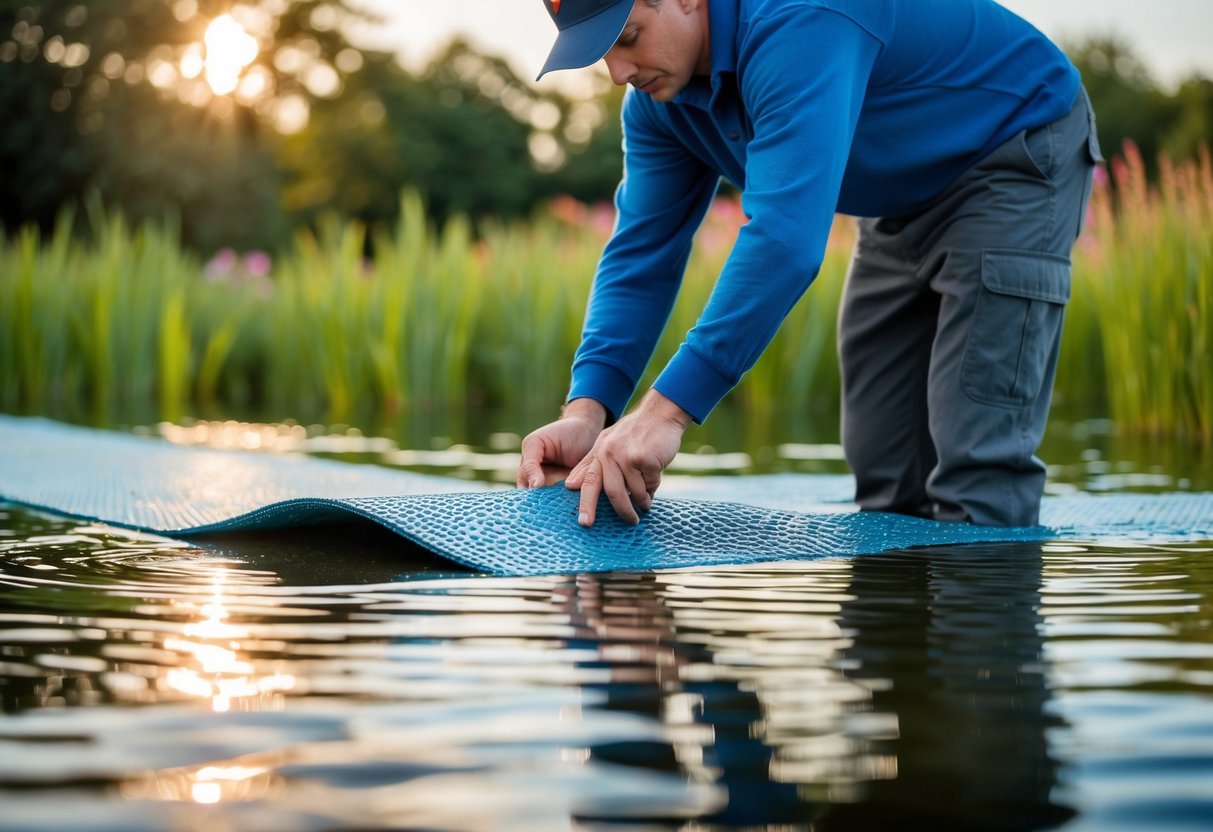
[1,416,1209,576]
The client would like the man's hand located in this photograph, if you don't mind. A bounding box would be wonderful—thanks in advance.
[516,398,608,489]
[566,389,692,527]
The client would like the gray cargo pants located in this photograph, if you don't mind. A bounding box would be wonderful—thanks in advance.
[838,89,1101,526]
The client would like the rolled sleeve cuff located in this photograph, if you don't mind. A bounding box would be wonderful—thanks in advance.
[652,345,735,424]
[568,361,636,424]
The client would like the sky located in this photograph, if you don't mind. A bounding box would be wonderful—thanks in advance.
[350,0,1212,95]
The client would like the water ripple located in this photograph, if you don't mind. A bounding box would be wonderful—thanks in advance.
[1,505,1210,830]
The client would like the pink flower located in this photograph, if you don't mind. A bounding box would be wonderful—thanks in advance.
[204,247,239,281]
[243,250,272,277]
[589,200,616,236]
[549,195,586,226]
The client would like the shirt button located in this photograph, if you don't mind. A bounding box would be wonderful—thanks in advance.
[729,132,739,141]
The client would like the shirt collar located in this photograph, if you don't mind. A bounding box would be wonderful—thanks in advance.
[707,0,740,75]
[674,0,740,109]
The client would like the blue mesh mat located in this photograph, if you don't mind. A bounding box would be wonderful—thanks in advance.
[1,416,1210,576]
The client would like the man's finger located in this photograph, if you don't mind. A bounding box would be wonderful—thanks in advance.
[642,468,662,506]
[516,458,543,489]
[515,456,534,489]
[566,455,590,489]
[516,436,545,489]
[623,466,653,513]
[540,463,572,486]
[602,460,640,525]
[577,457,601,526]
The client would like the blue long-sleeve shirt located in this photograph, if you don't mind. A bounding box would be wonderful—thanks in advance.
[567,0,1080,423]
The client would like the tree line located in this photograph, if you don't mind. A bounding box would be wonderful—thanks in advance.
[1,1,1208,254]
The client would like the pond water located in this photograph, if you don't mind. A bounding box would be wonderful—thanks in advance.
[0,414,1210,831]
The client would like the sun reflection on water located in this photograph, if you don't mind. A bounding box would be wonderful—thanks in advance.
[121,758,280,805]
[162,570,295,713]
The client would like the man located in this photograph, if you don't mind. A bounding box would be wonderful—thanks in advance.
[515,0,1100,528]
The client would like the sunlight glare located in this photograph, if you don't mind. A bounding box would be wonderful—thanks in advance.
[236,66,271,103]
[160,571,296,712]
[204,14,259,96]
[192,782,222,804]
[180,44,203,80]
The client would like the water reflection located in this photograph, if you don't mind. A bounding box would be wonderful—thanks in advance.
[561,546,1074,828]
[163,570,296,713]
[1,504,1211,830]
[817,545,1074,830]
[121,759,280,806]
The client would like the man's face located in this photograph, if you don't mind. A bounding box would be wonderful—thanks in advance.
[602,0,710,102]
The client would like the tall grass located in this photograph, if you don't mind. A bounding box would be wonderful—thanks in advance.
[262,195,489,417]
[0,203,201,414]
[0,201,282,422]
[1059,143,1213,442]
[1,154,1209,441]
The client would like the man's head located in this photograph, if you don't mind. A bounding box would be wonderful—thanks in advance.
[537,0,710,102]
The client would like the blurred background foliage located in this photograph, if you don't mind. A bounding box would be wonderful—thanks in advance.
[0,0,624,253]
[1066,36,1213,169]
[1,1,1210,444]
[0,1,1208,254]
[4,0,1203,257]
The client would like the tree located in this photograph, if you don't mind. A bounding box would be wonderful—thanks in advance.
[277,39,540,232]
[542,79,625,205]
[1162,76,1213,162]
[1066,35,1212,170]
[0,0,380,252]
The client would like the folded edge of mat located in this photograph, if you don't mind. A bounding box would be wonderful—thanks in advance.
[2,415,1210,577]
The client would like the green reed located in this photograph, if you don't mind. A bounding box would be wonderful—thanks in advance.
[259,195,490,419]
[1059,143,1212,441]
[0,203,199,413]
[0,202,276,419]
[1,169,1208,440]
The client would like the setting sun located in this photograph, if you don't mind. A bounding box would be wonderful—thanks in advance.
[203,14,259,95]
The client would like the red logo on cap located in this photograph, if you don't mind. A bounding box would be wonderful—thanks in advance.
[552,0,561,12]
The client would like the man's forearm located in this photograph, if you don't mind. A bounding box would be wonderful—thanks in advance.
[562,397,609,431]
[632,388,693,430]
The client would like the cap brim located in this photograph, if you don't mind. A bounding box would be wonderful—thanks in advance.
[536,1,633,81]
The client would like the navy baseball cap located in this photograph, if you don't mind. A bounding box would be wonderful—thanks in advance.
[536,0,633,81]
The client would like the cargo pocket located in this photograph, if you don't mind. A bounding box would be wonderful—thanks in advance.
[1018,122,1054,180]
[961,251,1070,408]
